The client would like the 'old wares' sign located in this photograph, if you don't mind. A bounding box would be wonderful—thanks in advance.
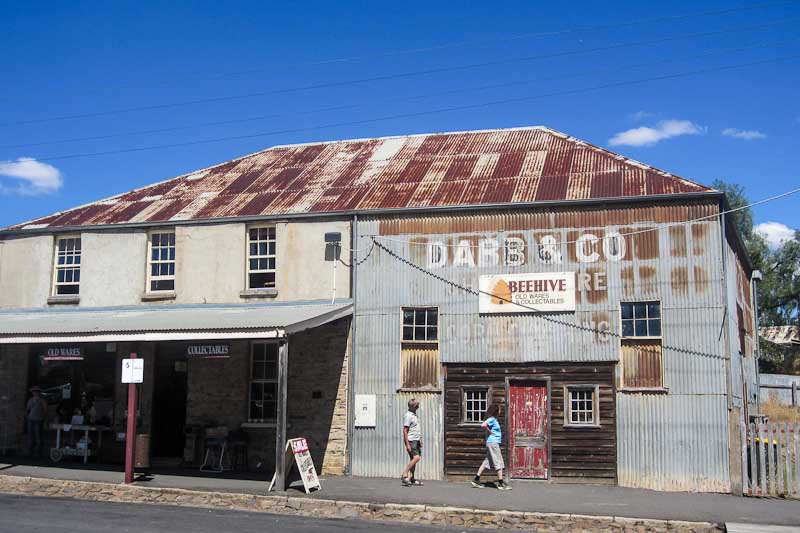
[479,272,576,314]
[186,345,230,358]
[43,347,84,361]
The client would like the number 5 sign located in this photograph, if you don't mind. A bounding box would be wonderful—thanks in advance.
[121,358,144,384]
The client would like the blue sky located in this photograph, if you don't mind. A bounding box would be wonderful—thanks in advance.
[0,1,798,241]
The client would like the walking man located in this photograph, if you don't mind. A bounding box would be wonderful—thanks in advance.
[26,386,48,458]
[401,398,423,486]
[472,404,511,490]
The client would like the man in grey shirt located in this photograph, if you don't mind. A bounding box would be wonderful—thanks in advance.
[26,386,48,457]
[401,398,423,486]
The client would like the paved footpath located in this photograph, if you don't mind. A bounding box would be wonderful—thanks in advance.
[1,461,799,528]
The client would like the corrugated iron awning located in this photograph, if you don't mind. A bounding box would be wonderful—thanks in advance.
[0,299,352,343]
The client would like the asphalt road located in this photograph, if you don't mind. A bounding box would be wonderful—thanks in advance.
[0,494,481,533]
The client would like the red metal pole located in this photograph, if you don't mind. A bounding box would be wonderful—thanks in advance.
[124,352,138,484]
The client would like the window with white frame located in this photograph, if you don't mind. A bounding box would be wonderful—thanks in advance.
[565,385,599,426]
[249,342,278,422]
[53,236,81,295]
[463,388,489,423]
[247,226,276,289]
[147,232,175,292]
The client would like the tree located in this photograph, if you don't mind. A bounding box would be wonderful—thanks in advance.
[714,180,800,373]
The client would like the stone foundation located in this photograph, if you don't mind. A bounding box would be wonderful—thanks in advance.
[0,475,723,532]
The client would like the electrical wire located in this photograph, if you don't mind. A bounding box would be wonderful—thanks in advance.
[2,17,797,128]
[364,187,800,250]
[20,53,800,162]
[4,37,797,150]
[371,237,728,361]
[52,0,794,94]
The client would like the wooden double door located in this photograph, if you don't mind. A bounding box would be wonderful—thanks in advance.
[507,380,549,479]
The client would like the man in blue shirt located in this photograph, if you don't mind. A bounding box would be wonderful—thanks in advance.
[471,404,511,490]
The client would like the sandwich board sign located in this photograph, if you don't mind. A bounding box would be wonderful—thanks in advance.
[268,437,321,494]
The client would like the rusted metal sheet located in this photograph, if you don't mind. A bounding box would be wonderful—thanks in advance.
[353,199,733,490]
[400,345,439,390]
[7,127,712,231]
[508,380,549,479]
[760,326,800,345]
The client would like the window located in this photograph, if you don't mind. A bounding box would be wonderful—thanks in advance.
[249,342,278,423]
[621,301,661,337]
[620,301,663,389]
[565,385,599,426]
[53,237,81,295]
[400,307,439,390]
[463,388,489,423]
[147,232,175,292]
[402,307,438,342]
[247,226,276,289]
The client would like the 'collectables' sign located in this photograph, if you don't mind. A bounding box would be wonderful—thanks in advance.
[479,272,576,314]
[186,344,230,358]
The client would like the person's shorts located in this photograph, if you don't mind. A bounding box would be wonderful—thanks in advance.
[481,443,504,470]
[407,440,421,458]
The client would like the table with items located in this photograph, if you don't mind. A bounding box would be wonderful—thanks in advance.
[49,423,111,464]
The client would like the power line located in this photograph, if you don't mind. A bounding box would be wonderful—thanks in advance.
[366,188,800,250]
[23,53,800,163]
[6,1,794,99]
[372,237,728,361]
[5,37,797,150]
[2,18,796,128]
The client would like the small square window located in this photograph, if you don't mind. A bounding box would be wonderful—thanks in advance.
[621,301,661,338]
[463,389,489,423]
[565,385,598,426]
[400,307,438,343]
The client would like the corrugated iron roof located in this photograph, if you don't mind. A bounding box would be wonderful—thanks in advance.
[0,299,353,341]
[6,126,713,231]
[759,326,800,345]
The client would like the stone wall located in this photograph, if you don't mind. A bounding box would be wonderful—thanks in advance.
[0,475,724,532]
[287,317,350,475]
[0,345,29,453]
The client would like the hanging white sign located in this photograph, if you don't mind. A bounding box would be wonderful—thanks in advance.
[479,272,576,314]
[121,359,144,384]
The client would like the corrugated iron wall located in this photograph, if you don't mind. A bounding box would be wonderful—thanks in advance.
[352,200,734,490]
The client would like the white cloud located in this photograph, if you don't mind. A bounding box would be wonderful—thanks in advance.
[755,221,795,248]
[608,119,704,147]
[722,128,766,140]
[0,157,63,195]
[629,111,655,121]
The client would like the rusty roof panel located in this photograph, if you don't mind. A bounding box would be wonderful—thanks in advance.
[7,126,714,231]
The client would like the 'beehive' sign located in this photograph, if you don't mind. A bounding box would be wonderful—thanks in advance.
[479,272,576,314]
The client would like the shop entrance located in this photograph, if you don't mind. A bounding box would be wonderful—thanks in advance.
[507,379,549,479]
[152,347,188,459]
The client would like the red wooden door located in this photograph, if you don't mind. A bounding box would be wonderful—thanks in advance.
[508,381,549,479]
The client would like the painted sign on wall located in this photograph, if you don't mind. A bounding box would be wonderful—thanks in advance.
[479,272,576,313]
[427,232,626,268]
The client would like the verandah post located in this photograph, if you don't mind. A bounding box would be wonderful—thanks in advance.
[274,340,288,491]
[124,352,138,484]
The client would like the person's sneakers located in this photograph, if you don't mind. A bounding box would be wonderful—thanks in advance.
[409,478,424,486]
[401,477,411,486]
[470,476,483,488]
[497,480,512,491]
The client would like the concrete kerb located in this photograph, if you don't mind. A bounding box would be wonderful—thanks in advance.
[0,475,724,532]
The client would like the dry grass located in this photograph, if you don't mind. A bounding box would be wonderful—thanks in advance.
[762,397,800,424]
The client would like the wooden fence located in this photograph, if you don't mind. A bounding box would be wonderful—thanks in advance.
[745,423,800,498]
